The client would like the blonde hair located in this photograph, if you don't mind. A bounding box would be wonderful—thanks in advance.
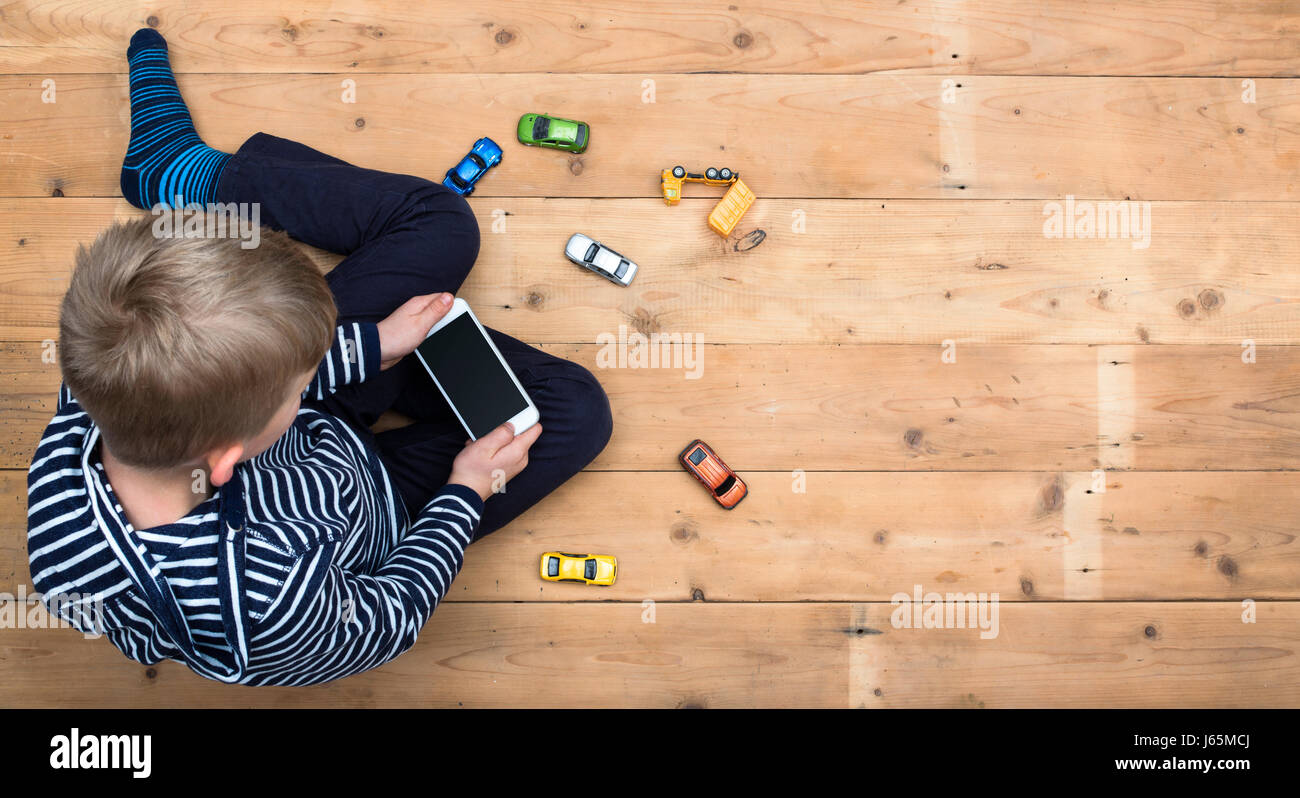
[59,215,336,469]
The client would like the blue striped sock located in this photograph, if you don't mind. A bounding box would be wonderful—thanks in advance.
[120,28,230,209]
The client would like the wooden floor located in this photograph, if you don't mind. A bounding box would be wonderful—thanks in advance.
[2,1,1299,707]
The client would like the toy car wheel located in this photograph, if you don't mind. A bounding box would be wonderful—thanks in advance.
[719,167,733,180]
[705,167,719,180]
[672,165,686,178]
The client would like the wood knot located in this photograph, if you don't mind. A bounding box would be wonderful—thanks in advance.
[354,117,365,128]
[873,529,887,545]
[1177,298,1197,318]
[628,307,660,335]
[1038,476,1064,513]
[523,291,544,307]
[670,521,699,545]
[281,25,299,41]
[144,667,157,679]
[1144,624,1157,639]
[1217,555,1238,578]
[495,29,515,46]
[568,157,584,176]
[1020,577,1034,596]
[903,428,924,449]
[733,31,753,48]
[1194,540,1208,557]
[734,228,766,252]
[146,15,160,27]
[691,588,705,601]
[1198,288,1223,311]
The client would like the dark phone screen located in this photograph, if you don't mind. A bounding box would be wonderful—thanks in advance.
[415,313,529,438]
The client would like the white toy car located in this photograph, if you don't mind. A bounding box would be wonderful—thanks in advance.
[565,233,638,286]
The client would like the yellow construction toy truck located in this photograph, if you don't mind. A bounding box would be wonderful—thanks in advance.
[660,165,755,237]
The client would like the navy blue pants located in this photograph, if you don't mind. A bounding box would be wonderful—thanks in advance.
[214,133,613,539]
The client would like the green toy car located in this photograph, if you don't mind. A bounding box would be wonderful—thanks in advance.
[517,113,590,153]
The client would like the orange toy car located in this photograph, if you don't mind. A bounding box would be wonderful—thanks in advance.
[678,439,748,509]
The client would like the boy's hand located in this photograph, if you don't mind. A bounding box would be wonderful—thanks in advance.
[448,422,543,502]
[376,292,455,370]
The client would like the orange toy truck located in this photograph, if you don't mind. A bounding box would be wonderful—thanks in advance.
[660,165,755,237]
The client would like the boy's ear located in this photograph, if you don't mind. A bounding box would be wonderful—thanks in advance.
[206,443,245,487]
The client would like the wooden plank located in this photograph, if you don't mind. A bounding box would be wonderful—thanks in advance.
[4,341,1298,471]
[3,74,1296,200]
[0,470,25,598]
[0,602,1294,707]
[6,198,1300,345]
[849,600,1300,709]
[1,1,1296,77]
[5,470,1299,601]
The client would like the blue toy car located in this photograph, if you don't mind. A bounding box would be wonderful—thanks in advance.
[443,137,502,196]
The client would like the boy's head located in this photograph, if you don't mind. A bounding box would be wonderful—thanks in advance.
[60,215,337,470]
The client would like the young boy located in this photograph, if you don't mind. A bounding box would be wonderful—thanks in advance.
[26,29,613,686]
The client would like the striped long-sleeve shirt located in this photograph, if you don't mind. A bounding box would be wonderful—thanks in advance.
[26,322,484,685]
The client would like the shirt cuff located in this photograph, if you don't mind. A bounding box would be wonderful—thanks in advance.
[430,482,487,520]
[355,322,382,380]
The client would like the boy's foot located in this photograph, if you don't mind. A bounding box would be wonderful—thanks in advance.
[120,28,230,209]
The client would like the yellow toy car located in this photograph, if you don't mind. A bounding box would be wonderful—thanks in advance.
[708,178,755,236]
[540,552,618,586]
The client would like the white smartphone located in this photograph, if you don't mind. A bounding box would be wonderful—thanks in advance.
[413,298,539,440]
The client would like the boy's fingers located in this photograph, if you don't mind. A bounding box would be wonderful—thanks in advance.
[524,422,543,445]
[398,291,452,326]
[398,293,436,315]
[421,292,454,319]
[504,423,543,459]
[478,422,516,456]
